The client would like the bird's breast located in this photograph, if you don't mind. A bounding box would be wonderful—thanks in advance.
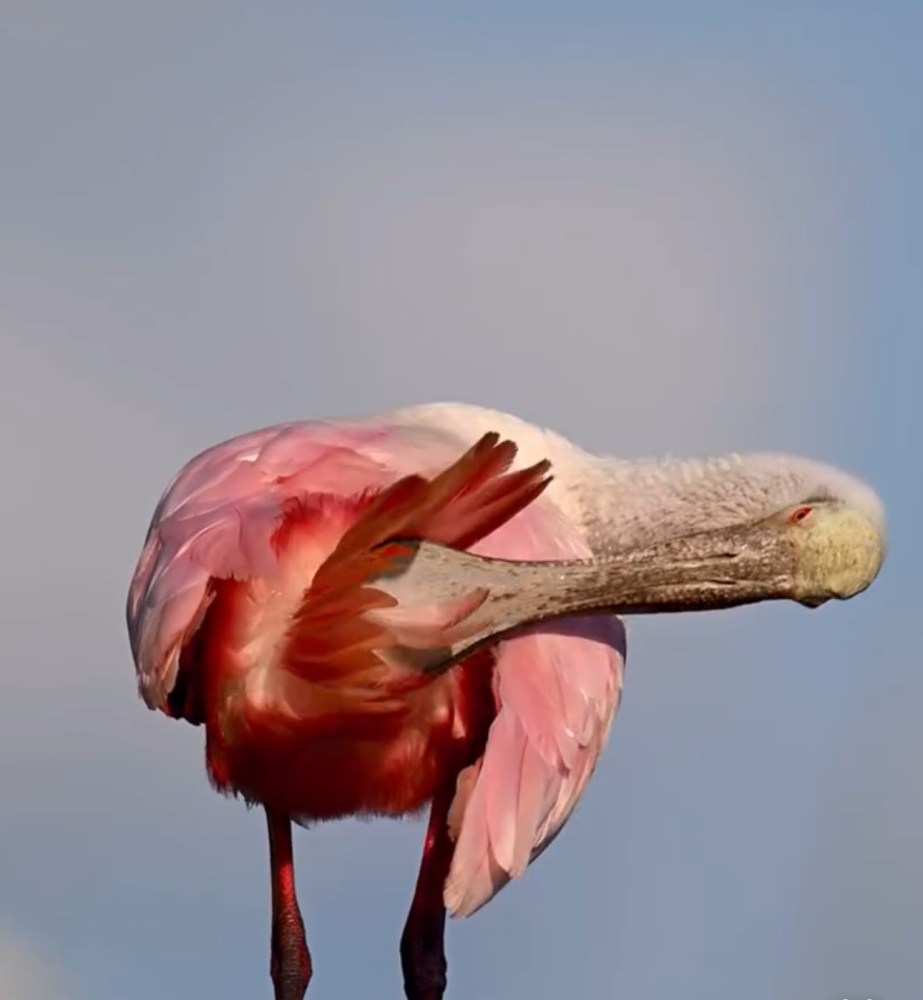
[199,576,497,821]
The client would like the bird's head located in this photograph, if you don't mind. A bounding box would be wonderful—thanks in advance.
[580,451,888,612]
[720,453,886,605]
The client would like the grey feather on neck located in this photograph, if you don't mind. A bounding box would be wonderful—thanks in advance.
[571,452,885,556]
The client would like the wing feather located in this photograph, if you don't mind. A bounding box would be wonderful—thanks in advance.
[443,506,626,918]
[127,420,428,709]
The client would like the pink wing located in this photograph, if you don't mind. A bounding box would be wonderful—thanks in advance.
[443,502,626,917]
[126,418,467,709]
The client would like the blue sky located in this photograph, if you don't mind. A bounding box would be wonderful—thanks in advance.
[2,3,920,998]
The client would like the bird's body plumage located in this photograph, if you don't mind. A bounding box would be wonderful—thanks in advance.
[127,411,623,918]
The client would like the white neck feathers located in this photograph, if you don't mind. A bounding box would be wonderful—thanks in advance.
[387,402,886,553]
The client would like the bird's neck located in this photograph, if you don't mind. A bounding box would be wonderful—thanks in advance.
[568,453,763,555]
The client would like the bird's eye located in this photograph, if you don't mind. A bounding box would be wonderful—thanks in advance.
[790,505,813,524]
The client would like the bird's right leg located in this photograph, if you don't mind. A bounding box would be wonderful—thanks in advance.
[266,808,312,1000]
[400,788,454,1000]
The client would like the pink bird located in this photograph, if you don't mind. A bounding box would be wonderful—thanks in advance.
[126,402,885,1000]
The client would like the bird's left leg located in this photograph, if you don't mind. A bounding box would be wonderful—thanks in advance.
[266,808,312,1000]
[400,787,455,1000]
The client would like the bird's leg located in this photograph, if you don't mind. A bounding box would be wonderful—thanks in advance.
[400,789,454,1000]
[266,809,312,1000]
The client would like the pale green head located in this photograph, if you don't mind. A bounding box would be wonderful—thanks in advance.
[784,500,886,606]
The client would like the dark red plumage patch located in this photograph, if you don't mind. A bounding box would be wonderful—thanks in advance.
[282,433,552,692]
[316,432,551,577]
[189,433,554,820]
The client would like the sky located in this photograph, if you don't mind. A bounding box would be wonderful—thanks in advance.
[1,3,921,998]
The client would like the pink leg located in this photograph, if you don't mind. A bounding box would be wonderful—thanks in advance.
[400,790,454,1000]
[266,809,312,1000]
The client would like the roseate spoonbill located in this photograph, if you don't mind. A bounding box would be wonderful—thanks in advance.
[126,402,885,1000]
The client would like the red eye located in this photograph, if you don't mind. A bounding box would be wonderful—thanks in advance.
[790,505,813,524]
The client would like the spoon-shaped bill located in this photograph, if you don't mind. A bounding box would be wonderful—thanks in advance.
[367,500,885,674]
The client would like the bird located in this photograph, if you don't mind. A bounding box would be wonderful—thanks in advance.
[125,401,886,1000]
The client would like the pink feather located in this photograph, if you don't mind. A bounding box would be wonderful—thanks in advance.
[126,416,625,918]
